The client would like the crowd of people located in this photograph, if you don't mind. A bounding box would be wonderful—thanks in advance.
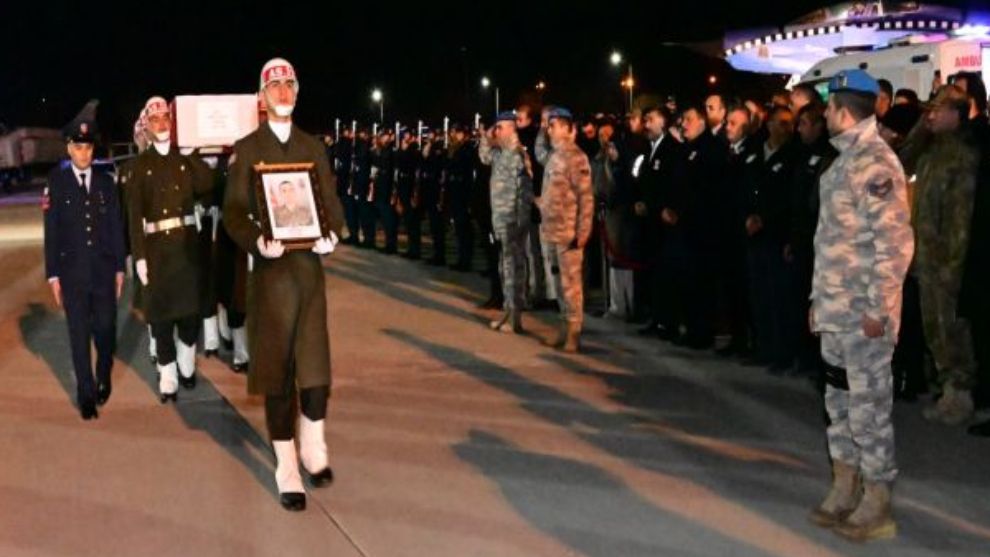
[41,55,988,528]
[323,72,989,438]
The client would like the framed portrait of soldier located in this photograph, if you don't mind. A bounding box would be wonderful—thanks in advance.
[254,162,330,249]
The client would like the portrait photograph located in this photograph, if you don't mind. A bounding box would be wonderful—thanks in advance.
[254,163,329,248]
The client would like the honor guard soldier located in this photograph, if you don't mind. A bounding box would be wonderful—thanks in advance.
[224,58,345,511]
[44,121,126,420]
[127,96,214,403]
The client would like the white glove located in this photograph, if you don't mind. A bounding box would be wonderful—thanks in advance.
[136,259,149,286]
[179,147,195,156]
[312,231,339,255]
[257,236,285,259]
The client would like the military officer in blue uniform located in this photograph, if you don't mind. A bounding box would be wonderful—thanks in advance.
[43,121,126,420]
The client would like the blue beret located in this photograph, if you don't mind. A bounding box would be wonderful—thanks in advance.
[495,111,516,123]
[547,107,574,122]
[828,70,880,95]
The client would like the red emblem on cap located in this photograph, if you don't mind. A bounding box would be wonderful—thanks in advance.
[264,65,295,84]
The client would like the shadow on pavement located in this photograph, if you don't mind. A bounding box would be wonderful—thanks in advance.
[19,294,278,501]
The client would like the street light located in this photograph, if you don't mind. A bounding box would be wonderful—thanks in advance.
[480,76,499,114]
[535,81,546,91]
[371,88,384,122]
[609,51,634,112]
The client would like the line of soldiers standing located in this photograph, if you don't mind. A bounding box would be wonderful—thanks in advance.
[326,105,594,351]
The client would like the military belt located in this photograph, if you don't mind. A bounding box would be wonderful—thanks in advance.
[144,215,197,235]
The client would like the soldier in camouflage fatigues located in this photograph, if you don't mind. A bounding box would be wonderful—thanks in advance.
[912,86,980,425]
[808,70,914,542]
[478,112,534,333]
[536,108,594,352]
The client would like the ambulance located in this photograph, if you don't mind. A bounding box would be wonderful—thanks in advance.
[800,35,990,99]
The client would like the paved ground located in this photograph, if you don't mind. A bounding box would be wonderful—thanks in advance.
[2,204,989,557]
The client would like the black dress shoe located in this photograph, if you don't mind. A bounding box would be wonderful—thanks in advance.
[279,492,306,511]
[179,373,197,389]
[231,362,249,374]
[637,322,660,336]
[80,401,99,420]
[204,349,219,359]
[968,420,990,437]
[304,466,335,487]
[96,383,112,406]
[160,392,178,404]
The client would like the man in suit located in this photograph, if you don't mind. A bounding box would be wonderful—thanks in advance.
[43,121,126,420]
[631,105,687,340]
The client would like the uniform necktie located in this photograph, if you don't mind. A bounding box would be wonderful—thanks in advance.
[79,173,88,193]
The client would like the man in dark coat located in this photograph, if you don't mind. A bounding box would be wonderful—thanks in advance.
[223,58,344,511]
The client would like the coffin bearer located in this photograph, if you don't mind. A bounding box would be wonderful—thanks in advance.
[126,96,214,403]
[44,120,126,420]
[224,58,345,512]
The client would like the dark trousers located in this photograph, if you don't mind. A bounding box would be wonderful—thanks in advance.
[403,207,422,257]
[150,315,199,366]
[63,285,116,405]
[893,274,928,396]
[793,248,822,371]
[358,199,377,247]
[265,383,329,440]
[377,198,399,252]
[428,205,447,262]
[228,309,246,329]
[342,193,360,242]
[686,251,717,343]
[451,202,474,267]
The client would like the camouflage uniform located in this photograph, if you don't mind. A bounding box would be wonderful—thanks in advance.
[913,132,979,390]
[812,115,914,483]
[536,134,594,326]
[479,134,533,311]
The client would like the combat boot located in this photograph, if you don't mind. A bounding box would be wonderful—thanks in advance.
[923,384,975,425]
[809,460,861,527]
[509,309,524,334]
[489,311,509,332]
[562,322,581,353]
[543,322,567,348]
[834,481,896,542]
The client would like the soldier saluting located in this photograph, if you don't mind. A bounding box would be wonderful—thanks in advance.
[44,120,126,420]
[223,58,345,512]
[478,112,534,334]
[127,97,214,403]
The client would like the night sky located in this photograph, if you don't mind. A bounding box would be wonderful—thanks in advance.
[2,0,989,139]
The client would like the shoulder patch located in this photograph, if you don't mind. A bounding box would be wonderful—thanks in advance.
[868,178,894,199]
